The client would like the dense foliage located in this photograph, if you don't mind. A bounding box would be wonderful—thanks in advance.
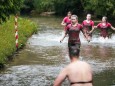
[0,16,37,64]
[0,0,23,23]
[82,0,115,18]
[21,0,115,18]
[1,0,115,19]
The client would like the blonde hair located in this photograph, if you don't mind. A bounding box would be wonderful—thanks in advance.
[87,14,91,16]
[103,16,108,22]
[71,15,78,19]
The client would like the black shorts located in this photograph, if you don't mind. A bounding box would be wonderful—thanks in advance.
[68,42,80,57]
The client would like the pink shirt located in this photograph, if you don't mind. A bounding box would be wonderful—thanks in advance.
[97,22,112,37]
[82,20,94,31]
[63,16,71,25]
[66,24,83,43]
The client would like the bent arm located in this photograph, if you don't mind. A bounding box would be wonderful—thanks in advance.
[111,26,115,30]
[61,21,66,26]
[61,18,66,26]
[53,68,67,86]
[89,26,95,33]
[94,26,97,28]
[60,32,67,43]
[81,29,88,39]
[89,21,95,33]
[81,29,91,42]
[89,25,98,33]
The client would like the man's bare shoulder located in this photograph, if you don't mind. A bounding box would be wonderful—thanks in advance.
[67,61,91,68]
[79,61,91,65]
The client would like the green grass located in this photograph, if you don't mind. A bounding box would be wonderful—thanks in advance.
[0,16,37,64]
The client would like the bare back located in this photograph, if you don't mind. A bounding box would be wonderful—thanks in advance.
[66,61,93,86]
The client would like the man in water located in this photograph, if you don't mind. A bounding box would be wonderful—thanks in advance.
[53,54,93,86]
[60,15,88,60]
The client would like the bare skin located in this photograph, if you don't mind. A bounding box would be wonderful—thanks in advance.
[53,57,93,86]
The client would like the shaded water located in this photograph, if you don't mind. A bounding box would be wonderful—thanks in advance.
[0,16,115,86]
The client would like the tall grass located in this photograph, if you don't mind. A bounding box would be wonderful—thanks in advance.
[0,16,37,64]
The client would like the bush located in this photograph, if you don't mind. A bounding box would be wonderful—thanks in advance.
[0,16,37,64]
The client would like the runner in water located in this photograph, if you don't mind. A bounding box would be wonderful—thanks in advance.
[61,11,72,31]
[60,15,88,60]
[82,14,94,42]
[53,53,93,86]
[92,16,115,39]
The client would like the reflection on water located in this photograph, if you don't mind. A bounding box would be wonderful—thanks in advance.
[0,16,115,86]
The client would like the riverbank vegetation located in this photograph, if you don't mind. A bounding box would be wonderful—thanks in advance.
[0,0,38,65]
[21,0,115,19]
[0,16,37,64]
[0,0,115,65]
[0,0,23,23]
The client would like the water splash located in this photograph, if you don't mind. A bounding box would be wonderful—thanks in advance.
[28,30,68,47]
[80,32,115,45]
[28,30,115,48]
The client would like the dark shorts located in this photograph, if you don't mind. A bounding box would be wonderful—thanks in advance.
[68,42,80,57]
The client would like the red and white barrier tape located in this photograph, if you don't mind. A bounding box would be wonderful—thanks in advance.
[15,15,18,49]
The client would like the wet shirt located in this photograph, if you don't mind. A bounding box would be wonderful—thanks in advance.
[82,20,94,31]
[63,16,71,26]
[66,24,83,44]
[97,22,111,37]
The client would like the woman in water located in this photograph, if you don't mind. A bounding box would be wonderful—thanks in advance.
[60,15,88,60]
[92,16,115,39]
[82,14,94,42]
[61,11,72,31]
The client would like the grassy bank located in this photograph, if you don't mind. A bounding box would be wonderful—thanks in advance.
[0,16,37,64]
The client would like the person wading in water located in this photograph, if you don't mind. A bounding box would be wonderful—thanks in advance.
[60,15,88,60]
[53,53,93,86]
[91,16,115,39]
[82,14,94,42]
[61,11,72,32]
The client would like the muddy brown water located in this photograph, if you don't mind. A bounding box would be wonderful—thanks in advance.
[0,16,115,86]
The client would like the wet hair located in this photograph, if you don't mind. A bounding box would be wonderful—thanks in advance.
[69,44,80,58]
[71,15,78,19]
[102,16,108,22]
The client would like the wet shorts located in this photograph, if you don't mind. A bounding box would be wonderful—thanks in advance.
[68,43,80,57]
